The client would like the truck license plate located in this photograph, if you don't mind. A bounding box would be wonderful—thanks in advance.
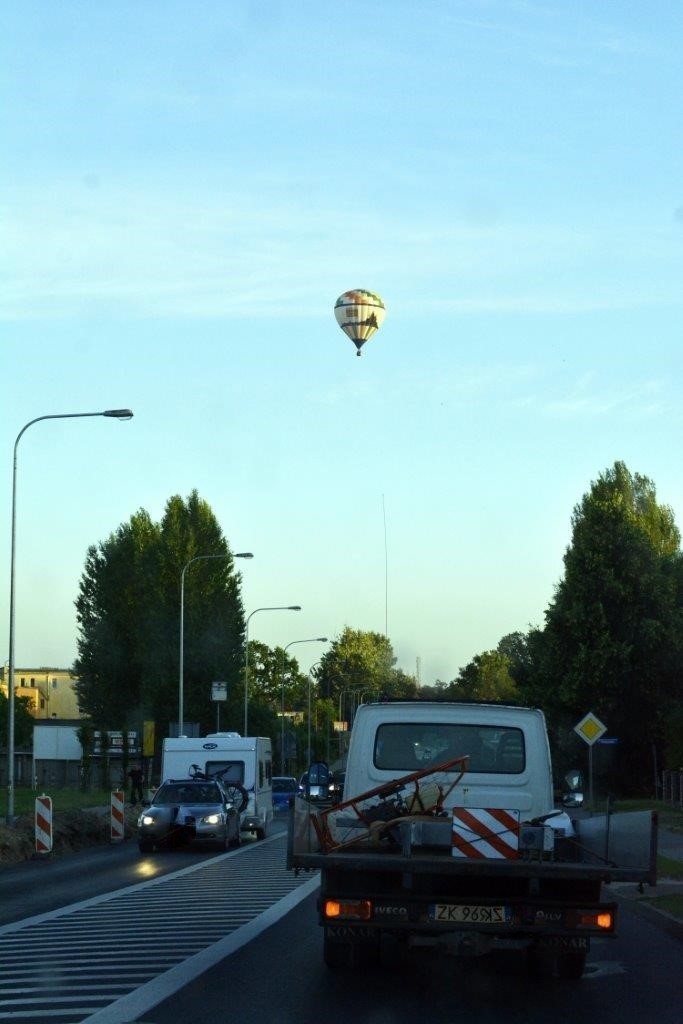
[429,904,511,924]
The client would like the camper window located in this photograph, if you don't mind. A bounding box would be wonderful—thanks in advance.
[205,760,245,784]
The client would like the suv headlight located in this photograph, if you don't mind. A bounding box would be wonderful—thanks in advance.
[139,813,156,826]
[201,813,224,825]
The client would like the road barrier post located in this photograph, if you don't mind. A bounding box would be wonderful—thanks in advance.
[35,794,53,855]
[111,790,125,842]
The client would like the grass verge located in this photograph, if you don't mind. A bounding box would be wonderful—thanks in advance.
[640,893,683,919]
[613,799,683,833]
[0,787,119,818]
[657,855,683,881]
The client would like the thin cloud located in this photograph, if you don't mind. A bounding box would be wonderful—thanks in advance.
[543,374,667,419]
[1,184,681,320]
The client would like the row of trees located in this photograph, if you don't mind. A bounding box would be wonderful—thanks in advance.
[423,463,683,791]
[67,462,683,791]
[74,490,247,742]
[71,490,402,767]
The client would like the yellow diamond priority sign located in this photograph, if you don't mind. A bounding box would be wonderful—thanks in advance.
[574,711,607,746]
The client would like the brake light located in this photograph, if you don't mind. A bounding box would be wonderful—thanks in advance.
[324,899,372,921]
[578,911,613,930]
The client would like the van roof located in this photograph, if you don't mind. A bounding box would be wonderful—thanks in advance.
[357,699,540,712]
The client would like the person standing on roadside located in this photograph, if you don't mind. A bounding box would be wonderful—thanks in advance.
[128,764,144,803]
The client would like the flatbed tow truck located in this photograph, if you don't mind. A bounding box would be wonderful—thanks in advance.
[287,701,657,978]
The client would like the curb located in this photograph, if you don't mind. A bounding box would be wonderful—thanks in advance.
[609,883,683,942]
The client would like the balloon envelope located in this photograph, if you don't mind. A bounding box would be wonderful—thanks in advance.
[334,289,386,355]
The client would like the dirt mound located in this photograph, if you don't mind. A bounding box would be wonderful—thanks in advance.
[0,806,139,864]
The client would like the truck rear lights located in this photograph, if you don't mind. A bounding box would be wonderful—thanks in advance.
[576,910,614,930]
[324,899,372,921]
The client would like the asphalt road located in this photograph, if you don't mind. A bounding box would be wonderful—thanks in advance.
[1,815,680,1024]
[0,837,227,927]
[140,887,682,1024]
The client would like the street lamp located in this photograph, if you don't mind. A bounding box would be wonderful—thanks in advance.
[338,687,366,730]
[244,605,301,736]
[6,408,134,825]
[307,662,322,766]
[280,637,327,773]
[178,551,253,736]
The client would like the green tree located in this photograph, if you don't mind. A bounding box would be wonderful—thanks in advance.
[242,640,309,758]
[417,680,450,700]
[539,462,683,792]
[0,692,34,749]
[316,627,394,712]
[246,640,307,708]
[451,650,519,703]
[152,492,247,735]
[76,723,95,791]
[74,510,160,729]
[74,490,247,748]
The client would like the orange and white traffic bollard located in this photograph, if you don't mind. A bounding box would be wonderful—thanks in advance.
[110,789,125,842]
[35,794,53,855]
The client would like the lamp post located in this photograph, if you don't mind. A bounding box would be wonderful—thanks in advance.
[244,605,301,736]
[339,687,365,731]
[338,687,359,724]
[280,638,327,773]
[307,662,323,766]
[178,552,253,736]
[6,408,133,825]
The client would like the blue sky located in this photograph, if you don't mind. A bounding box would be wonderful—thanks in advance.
[2,1,682,686]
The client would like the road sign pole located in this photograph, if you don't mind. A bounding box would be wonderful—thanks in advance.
[573,711,607,814]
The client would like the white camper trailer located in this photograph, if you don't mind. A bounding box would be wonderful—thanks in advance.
[161,733,273,839]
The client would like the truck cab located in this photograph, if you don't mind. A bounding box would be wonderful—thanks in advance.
[344,702,554,822]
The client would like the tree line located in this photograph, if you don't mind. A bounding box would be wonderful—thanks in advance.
[420,462,683,792]
[14,460,675,793]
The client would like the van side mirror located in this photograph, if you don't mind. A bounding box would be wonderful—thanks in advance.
[561,769,584,807]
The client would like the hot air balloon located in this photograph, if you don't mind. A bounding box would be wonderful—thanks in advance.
[334,289,386,356]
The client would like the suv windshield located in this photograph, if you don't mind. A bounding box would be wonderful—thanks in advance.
[155,783,221,804]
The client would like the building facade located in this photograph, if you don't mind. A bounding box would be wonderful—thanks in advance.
[0,666,83,720]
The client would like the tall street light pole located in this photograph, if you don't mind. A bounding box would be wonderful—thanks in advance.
[244,605,301,736]
[6,408,134,825]
[307,662,323,767]
[178,551,253,736]
[280,637,327,773]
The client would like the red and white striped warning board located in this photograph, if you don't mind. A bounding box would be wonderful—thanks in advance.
[452,807,520,859]
[111,790,125,842]
[35,794,53,854]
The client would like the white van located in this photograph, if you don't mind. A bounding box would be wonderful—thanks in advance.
[343,702,554,822]
[161,733,273,839]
